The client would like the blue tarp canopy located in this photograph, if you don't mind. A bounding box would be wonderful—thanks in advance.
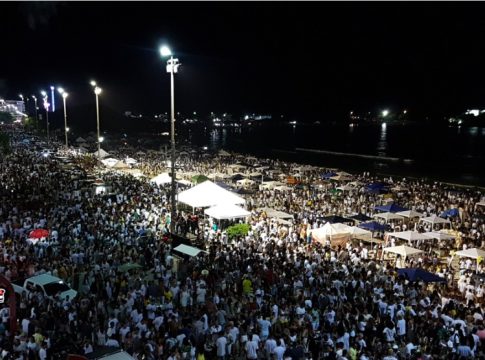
[322,172,337,179]
[366,182,386,189]
[358,221,388,232]
[374,203,409,213]
[350,213,373,222]
[440,208,459,218]
[397,268,446,283]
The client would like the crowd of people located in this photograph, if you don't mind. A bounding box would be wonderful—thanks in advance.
[0,126,484,360]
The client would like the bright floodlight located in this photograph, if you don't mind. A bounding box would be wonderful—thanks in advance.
[382,110,389,117]
[94,87,102,95]
[90,80,97,87]
[66,127,70,132]
[62,92,68,99]
[57,87,64,94]
[41,90,47,96]
[32,95,36,100]
[50,86,54,90]
[160,45,172,57]
[99,136,104,142]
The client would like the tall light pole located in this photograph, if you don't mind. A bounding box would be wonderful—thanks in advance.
[160,45,181,234]
[41,90,50,143]
[90,81,102,160]
[58,88,69,147]
[50,86,56,112]
[31,95,39,130]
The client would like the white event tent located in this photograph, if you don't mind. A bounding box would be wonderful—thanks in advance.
[177,180,245,208]
[388,230,430,242]
[383,245,423,258]
[396,210,424,218]
[151,173,172,185]
[204,203,251,220]
[455,248,485,259]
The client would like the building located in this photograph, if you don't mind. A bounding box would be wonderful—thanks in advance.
[0,99,27,121]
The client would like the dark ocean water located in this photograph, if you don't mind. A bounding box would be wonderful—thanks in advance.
[169,123,485,187]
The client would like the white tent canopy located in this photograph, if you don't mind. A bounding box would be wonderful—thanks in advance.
[420,215,450,225]
[91,148,110,159]
[312,222,351,243]
[388,230,430,242]
[151,173,172,185]
[75,136,86,143]
[125,157,138,165]
[373,212,404,222]
[101,158,120,167]
[383,245,423,258]
[455,248,485,259]
[218,149,231,157]
[258,207,293,219]
[204,203,250,220]
[173,244,208,257]
[396,210,424,218]
[423,231,455,241]
[336,184,355,192]
[177,180,245,208]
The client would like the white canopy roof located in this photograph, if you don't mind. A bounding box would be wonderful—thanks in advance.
[75,136,86,143]
[349,226,372,237]
[476,201,485,208]
[396,210,424,218]
[373,212,404,221]
[218,149,231,157]
[237,178,256,186]
[91,148,110,159]
[312,222,351,242]
[101,158,119,167]
[423,231,455,240]
[177,180,245,208]
[204,203,250,220]
[173,244,207,257]
[258,207,293,219]
[388,230,430,242]
[383,245,423,257]
[336,184,355,191]
[125,157,137,165]
[151,172,172,185]
[455,248,485,259]
[420,215,451,225]
[260,181,284,190]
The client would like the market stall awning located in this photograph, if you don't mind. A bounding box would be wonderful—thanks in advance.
[204,203,250,220]
[178,180,245,208]
[383,245,423,257]
[173,244,208,257]
[455,248,485,259]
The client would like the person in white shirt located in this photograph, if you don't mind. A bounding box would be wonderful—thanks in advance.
[273,340,286,360]
[245,334,259,360]
[216,333,228,359]
[264,335,277,360]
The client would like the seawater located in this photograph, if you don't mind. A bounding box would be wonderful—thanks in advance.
[172,123,485,187]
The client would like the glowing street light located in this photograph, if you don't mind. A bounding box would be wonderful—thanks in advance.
[58,87,69,147]
[50,86,55,112]
[40,90,50,142]
[31,95,39,129]
[382,109,389,117]
[160,44,181,234]
[90,81,102,159]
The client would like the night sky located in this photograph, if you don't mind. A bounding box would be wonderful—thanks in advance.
[2,2,485,129]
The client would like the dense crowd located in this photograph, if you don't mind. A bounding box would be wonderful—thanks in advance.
[0,127,484,360]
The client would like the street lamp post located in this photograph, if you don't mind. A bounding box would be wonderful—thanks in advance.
[160,45,181,234]
[90,81,102,160]
[41,91,50,143]
[58,88,69,147]
[31,96,39,130]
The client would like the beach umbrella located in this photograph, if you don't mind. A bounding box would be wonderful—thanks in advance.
[118,263,143,272]
[29,229,49,239]
[397,268,446,283]
[191,174,209,184]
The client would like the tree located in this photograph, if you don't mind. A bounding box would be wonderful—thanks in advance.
[0,112,14,124]
[226,223,250,240]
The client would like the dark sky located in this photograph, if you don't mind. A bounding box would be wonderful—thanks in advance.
[2,2,485,127]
